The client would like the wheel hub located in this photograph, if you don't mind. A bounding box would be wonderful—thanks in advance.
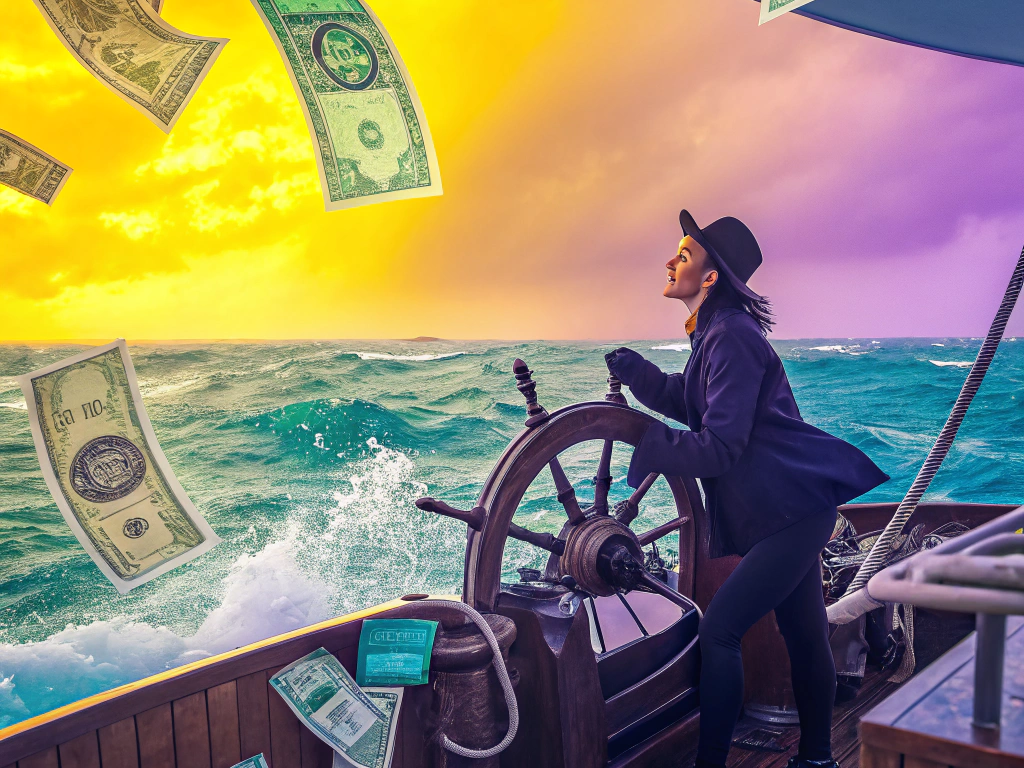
[560,516,646,597]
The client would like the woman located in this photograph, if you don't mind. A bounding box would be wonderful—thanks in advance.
[604,210,889,768]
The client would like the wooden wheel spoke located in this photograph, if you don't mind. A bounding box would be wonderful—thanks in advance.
[508,522,566,556]
[613,472,659,526]
[592,439,614,515]
[549,457,586,523]
[637,517,690,547]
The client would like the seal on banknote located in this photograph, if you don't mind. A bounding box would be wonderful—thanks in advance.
[312,23,379,90]
[122,517,150,538]
[70,435,147,503]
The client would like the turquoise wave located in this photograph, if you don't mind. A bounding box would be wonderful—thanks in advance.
[0,338,1021,725]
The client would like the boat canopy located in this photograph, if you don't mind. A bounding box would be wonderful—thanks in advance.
[768,0,1024,68]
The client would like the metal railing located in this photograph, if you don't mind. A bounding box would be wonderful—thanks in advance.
[868,505,1024,729]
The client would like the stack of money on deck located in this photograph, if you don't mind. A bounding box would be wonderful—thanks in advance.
[270,647,403,768]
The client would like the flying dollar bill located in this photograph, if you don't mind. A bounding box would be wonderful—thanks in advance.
[333,688,402,768]
[30,0,227,132]
[231,756,269,768]
[251,0,442,210]
[18,340,220,593]
[759,0,817,24]
[270,647,395,768]
[0,129,73,206]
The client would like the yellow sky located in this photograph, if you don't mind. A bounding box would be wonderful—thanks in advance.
[4,1,1024,340]
[2,0,581,339]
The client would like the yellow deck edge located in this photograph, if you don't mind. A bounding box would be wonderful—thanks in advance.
[0,593,460,742]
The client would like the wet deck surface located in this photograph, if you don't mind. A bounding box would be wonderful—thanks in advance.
[670,666,901,768]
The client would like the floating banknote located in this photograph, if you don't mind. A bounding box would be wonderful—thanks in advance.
[231,756,269,768]
[251,0,442,210]
[333,688,403,768]
[0,129,73,206]
[758,0,817,24]
[270,648,392,768]
[18,340,220,593]
[30,0,227,132]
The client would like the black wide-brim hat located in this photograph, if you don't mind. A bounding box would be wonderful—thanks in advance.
[678,210,764,301]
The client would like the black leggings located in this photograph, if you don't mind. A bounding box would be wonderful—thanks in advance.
[696,508,838,765]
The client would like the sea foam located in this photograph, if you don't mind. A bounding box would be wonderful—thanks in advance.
[0,532,332,727]
[349,352,466,362]
[650,343,691,352]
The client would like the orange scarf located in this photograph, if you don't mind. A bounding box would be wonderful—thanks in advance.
[685,308,699,336]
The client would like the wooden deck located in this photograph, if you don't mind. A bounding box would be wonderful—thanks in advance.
[860,617,1024,768]
[611,664,901,768]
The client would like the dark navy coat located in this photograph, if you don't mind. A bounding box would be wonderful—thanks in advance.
[612,289,889,558]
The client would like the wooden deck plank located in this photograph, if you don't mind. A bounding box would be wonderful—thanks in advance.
[904,757,948,768]
[206,681,241,768]
[58,731,101,768]
[236,671,273,766]
[136,704,175,768]
[97,717,140,768]
[15,748,58,768]
[171,692,211,768]
[298,727,331,768]
[859,744,900,768]
[266,667,301,768]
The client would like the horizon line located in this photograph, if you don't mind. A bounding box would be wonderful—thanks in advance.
[0,335,1012,345]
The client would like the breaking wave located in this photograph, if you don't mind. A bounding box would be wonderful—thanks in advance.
[347,351,466,362]
[0,533,333,727]
[650,343,691,352]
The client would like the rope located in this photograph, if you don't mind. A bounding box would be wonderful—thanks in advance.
[833,244,1024,618]
[422,599,520,758]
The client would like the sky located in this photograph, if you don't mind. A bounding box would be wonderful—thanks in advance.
[2,0,1024,341]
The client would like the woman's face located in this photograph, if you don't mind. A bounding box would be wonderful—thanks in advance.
[664,235,717,303]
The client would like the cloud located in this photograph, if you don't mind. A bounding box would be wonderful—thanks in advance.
[0,188,37,217]
[136,72,310,177]
[0,61,53,82]
[184,180,261,232]
[249,171,318,212]
[98,210,162,240]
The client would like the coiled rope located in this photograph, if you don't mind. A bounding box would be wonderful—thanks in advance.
[422,599,519,758]
[826,244,1024,626]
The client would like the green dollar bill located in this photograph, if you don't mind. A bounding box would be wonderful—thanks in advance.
[230,756,269,768]
[17,340,221,593]
[251,0,442,210]
[0,129,73,206]
[30,0,228,132]
[270,648,389,766]
[333,688,403,768]
[759,0,817,25]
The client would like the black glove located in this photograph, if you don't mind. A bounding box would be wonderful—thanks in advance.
[604,347,645,387]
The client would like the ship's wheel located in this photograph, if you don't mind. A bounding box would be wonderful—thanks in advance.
[416,358,703,645]
[415,359,705,762]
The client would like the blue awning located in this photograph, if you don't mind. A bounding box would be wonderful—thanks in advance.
[762,0,1024,68]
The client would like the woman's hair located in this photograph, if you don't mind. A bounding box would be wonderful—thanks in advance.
[711,276,776,336]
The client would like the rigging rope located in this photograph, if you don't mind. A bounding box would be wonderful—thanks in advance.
[421,599,520,758]
[827,244,1024,625]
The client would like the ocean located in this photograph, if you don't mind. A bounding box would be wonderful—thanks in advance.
[0,338,1022,727]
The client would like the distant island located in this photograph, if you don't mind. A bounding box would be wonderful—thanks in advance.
[402,336,444,342]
